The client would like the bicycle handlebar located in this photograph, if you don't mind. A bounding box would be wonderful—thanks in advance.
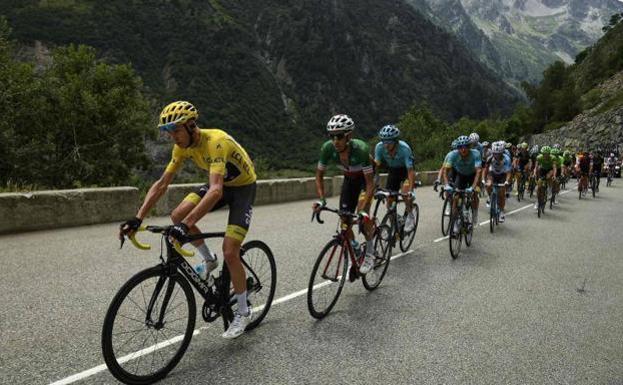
[125,225,195,257]
[311,206,359,225]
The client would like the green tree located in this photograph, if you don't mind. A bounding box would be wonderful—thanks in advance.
[0,28,154,188]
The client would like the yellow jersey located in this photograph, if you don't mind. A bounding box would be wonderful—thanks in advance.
[165,129,256,186]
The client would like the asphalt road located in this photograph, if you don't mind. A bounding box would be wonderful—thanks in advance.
[1,180,622,385]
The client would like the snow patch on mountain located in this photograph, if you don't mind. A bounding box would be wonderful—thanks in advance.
[513,0,568,17]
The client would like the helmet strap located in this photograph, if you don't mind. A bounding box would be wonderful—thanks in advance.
[185,121,197,147]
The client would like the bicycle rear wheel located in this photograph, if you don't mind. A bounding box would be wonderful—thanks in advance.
[465,207,474,247]
[489,194,496,233]
[449,213,462,259]
[441,197,451,236]
[102,266,196,385]
[399,203,419,252]
[239,240,277,331]
[307,239,348,319]
[362,215,393,291]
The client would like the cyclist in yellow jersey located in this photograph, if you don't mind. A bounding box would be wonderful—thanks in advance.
[119,101,256,339]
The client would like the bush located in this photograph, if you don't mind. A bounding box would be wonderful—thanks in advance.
[0,19,154,189]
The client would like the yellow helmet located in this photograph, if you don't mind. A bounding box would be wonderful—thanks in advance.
[158,101,198,131]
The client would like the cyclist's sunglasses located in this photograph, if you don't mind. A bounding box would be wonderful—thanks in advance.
[158,122,178,132]
[457,145,469,150]
[329,133,347,140]
[159,121,196,133]
[382,139,397,145]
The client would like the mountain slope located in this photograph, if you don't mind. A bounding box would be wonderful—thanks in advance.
[415,0,623,85]
[2,0,520,168]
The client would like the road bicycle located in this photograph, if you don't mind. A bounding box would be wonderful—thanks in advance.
[435,182,452,236]
[307,207,392,319]
[606,167,614,187]
[372,185,420,252]
[536,176,549,218]
[579,173,589,199]
[447,188,475,259]
[102,225,276,384]
[589,171,599,197]
[516,170,528,202]
[488,183,506,233]
[527,174,537,199]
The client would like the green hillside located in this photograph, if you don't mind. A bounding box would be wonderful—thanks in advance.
[2,0,520,172]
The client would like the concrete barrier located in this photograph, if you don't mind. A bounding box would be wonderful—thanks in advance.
[154,177,334,216]
[0,187,139,234]
[0,172,439,234]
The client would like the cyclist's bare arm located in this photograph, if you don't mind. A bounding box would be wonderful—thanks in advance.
[472,168,482,190]
[442,166,451,185]
[362,172,375,209]
[407,168,416,191]
[182,173,224,228]
[137,171,176,220]
[315,168,326,201]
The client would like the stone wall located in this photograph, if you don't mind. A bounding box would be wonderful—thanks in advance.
[0,172,438,234]
[529,71,623,153]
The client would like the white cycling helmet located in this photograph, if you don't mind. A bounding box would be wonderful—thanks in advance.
[492,141,505,154]
[327,114,355,133]
[469,132,480,144]
[610,153,615,157]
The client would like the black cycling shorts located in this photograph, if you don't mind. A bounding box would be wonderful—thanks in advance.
[386,167,408,191]
[184,182,256,242]
[340,175,366,213]
[538,168,551,179]
[453,172,475,190]
[489,173,506,185]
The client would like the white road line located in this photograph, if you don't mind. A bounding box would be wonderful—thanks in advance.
[432,184,577,243]
[49,248,415,385]
[51,185,580,384]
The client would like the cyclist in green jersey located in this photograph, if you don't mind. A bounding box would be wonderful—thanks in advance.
[550,148,562,204]
[532,146,558,209]
[313,114,376,274]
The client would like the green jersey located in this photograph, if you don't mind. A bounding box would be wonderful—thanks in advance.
[536,154,556,171]
[317,138,373,176]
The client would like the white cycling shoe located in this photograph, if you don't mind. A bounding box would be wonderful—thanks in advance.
[222,309,253,339]
[359,253,376,274]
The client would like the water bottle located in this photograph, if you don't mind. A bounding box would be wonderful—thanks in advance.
[188,252,212,281]
[351,239,360,254]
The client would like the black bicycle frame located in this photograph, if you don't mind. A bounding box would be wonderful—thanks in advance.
[144,231,232,327]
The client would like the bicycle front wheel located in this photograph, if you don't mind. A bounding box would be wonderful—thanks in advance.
[363,215,393,291]
[441,197,451,236]
[307,239,348,319]
[449,213,462,259]
[399,203,419,252]
[240,240,277,331]
[102,266,196,385]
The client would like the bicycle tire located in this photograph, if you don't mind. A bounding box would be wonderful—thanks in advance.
[240,240,277,331]
[102,266,196,385]
[307,239,348,319]
[441,197,451,236]
[399,203,419,252]
[449,213,462,259]
[465,206,474,247]
[489,191,496,233]
[362,214,393,291]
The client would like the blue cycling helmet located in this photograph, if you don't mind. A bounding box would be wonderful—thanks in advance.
[456,135,470,147]
[379,124,400,141]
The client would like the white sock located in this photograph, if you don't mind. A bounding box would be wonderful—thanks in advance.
[365,240,374,255]
[236,291,249,315]
[196,243,216,261]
